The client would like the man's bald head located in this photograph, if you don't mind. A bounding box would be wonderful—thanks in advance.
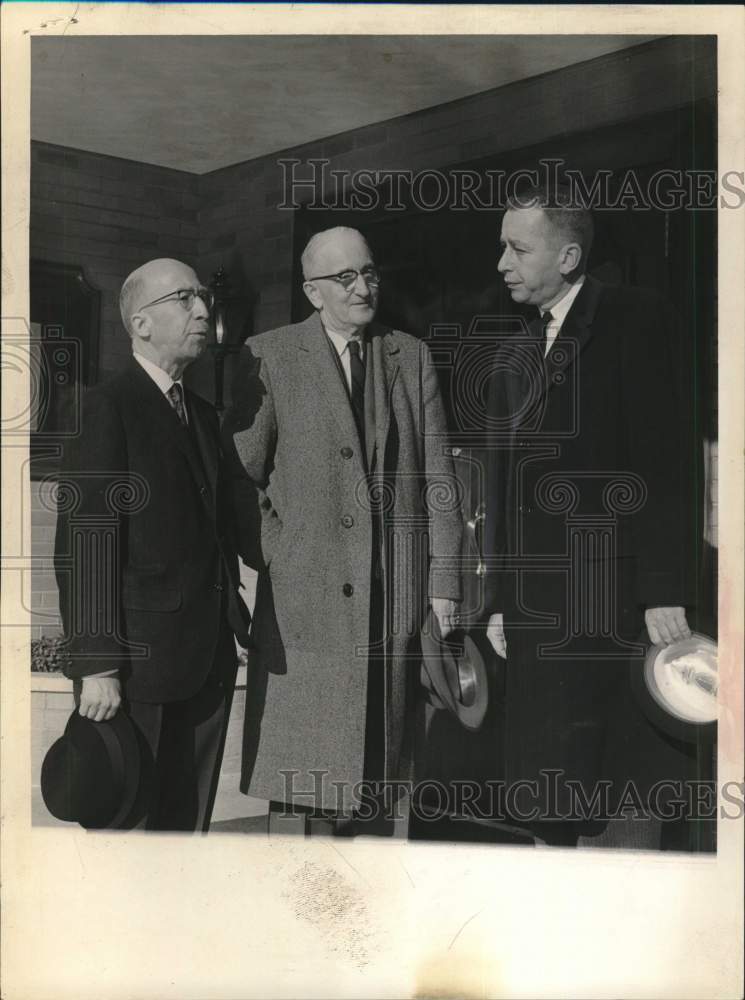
[300,227,379,337]
[119,258,196,336]
[301,227,372,281]
[118,257,210,379]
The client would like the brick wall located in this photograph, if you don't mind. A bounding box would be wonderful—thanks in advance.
[31,142,201,380]
[31,480,62,642]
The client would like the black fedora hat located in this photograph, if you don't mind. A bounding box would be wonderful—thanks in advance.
[631,631,718,744]
[41,709,142,829]
[420,609,489,731]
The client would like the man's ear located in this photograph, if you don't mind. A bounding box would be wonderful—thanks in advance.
[558,242,582,276]
[302,280,323,311]
[129,311,151,340]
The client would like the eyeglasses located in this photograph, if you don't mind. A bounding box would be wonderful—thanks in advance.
[305,267,381,292]
[139,287,213,312]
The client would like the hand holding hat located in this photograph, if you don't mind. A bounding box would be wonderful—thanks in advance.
[420,608,489,731]
[78,673,122,722]
[644,606,691,646]
[431,597,459,638]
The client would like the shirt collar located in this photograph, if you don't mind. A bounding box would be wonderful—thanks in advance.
[540,274,586,328]
[133,351,184,395]
[324,326,365,359]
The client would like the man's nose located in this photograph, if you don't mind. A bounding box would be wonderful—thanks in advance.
[353,271,375,294]
[497,249,510,272]
[192,294,209,319]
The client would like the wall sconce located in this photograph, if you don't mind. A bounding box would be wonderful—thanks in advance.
[209,265,240,413]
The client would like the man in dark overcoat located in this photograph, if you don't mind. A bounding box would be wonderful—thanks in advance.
[483,186,701,846]
[224,227,463,831]
[54,257,251,831]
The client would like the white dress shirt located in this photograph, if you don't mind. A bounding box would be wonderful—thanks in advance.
[133,351,188,424]
[325,327,365,393]
[540,275,586,356]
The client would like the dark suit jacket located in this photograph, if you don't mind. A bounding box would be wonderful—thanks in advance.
[483,276,700,805]
[54,357,250,704]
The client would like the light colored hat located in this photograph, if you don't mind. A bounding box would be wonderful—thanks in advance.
[632,631,717,742]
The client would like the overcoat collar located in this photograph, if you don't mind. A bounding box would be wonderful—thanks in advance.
[503,275,604,435]
[123,357,216,507]
[296,312,400,471]
[549,274,603,373]
[540,273,603,385]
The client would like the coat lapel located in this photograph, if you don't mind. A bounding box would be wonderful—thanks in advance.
[518,275,603,417]
[545,274,603,386]
[363,339,377,471]
[125,359,211,500]
[298,314,362,457]
[505,277,604,434]
[298,314,401,472]
[369,324,400,464]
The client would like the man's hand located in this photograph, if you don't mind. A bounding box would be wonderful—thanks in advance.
[431,597,459,638]
[79,675,122,722]
[645,606,691,646]
[486,613,507,659]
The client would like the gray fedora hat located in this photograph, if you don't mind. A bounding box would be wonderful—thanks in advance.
[420,608,489,731]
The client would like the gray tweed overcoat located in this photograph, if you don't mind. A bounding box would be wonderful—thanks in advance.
[224,312,463,811]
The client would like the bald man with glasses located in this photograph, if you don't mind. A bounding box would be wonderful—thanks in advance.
[224,227,463,835]
[54,257,251,831]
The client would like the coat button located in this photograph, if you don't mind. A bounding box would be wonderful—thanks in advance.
[200,485,208,495]
[342,583,354,597]
[340,446,353,459]
[214,583,224,592]
[341,515,354,528]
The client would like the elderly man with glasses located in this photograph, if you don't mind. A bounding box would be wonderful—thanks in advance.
[224,227,463,836]
[54,257,251,831]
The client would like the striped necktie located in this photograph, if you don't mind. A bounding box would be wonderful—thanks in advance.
[539,310,554,356]
[166,382,188,427]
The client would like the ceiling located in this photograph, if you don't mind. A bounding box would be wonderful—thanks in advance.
[31,35,658,174]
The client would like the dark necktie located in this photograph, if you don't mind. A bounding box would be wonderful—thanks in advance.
[166,382,188,427]
[539,310,554,356]
[348,340,366,439]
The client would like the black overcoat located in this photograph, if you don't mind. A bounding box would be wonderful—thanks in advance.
[483,275,700,817]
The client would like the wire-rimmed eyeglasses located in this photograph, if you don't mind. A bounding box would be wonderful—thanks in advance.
[304,267,381,292]
[139,287,213,312]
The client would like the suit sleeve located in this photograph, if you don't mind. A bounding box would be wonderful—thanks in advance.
[54,387,130,679]
[222,344,282,571]
[420,342,463,601]
[626,294,700,609]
